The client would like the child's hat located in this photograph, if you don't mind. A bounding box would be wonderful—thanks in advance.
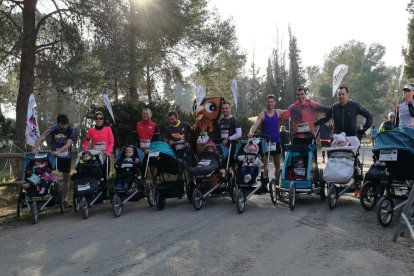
[333,132,346,143]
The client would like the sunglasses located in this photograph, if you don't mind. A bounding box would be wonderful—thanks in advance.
[95,117,103,120]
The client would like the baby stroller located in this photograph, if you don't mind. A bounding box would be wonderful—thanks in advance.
[371,127,414,230]
[189,142,234,211]
[233,135,269,214]
[16,152,63,224]
[111,145,155,217]
[71,149,107,219]
[146,141,189,210]
[271,132,325,211]
[324,136,363,209]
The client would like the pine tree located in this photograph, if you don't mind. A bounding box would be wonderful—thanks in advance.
[287,26,306,100]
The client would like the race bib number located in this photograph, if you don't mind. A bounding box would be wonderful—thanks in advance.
[298,122,310,133]
[199,159,211,166]
[77,183,91,191]
[121,163,133,168]
[197,132,209,144]
[268,142,277,151]
[149,151,160,157]
[379,149,398,161]
[94,142,106,151]
[220,130,229,139]
[140,139,151,149]
[294,168,306,176]
[56,148,69,157]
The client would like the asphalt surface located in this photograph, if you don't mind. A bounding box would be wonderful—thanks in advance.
[1,146,413,276]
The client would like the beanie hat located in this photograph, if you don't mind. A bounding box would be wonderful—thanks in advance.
[388,112,395,119]
[244,140,259,154]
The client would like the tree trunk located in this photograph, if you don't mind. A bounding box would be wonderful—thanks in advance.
[146,65,152,103]
[128,0,139,101]
[15,0,38,149]
[114,75,119,104]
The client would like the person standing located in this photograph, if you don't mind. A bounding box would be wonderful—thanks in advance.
[83,111,114,196]
[370,126,378,147]
[219,101,242,173]
[32,114,75,207]
[319,121,332,163]
[316,86,373,140]
[396,83,414,127]
[248,94,286,190]
[379,112,396,132]
[164,111,192,167]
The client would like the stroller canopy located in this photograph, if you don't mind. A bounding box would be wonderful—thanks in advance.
[149,141,176,159]
[114,146,145,164]
[373,127,414,155]
[23,152,56,170]
[76,149,107,166]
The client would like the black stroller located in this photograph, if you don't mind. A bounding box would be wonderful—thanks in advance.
[17,152,63,224]
[111,145,155,217]
[369,127,414,229]
[146,141,189,210]
[189,142,234,210]
[71,149,107,219]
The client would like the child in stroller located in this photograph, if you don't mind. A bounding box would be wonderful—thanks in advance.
[114,146,140,191]
[75,151,102,179]
[287,156,307,181]
[23,157,57,196]
[240,140,263,184]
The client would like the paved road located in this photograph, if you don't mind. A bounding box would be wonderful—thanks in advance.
[1,146,413,275]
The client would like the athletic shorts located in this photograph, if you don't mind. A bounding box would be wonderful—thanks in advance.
[57,158,72,173]
[266,142,281,155]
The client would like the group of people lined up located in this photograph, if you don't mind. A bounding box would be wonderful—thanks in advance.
[29,84,414,206]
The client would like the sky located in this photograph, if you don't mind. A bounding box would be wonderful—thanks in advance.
[208,0,410,71]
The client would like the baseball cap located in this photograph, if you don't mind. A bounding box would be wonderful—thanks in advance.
[388,112,395,118]
[403,84,414,91]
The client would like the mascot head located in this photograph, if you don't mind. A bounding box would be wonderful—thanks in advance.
[192,96,224,133]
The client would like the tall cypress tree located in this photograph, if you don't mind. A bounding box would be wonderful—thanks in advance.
[404,1,414,80]
[287,25,306,99]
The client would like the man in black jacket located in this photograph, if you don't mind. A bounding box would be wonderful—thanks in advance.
[316,86,373,140]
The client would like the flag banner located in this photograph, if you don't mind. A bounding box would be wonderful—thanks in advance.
[25,93,40,147]
[103,94,116,124]
[231,79,238,110]
[195,84,206,110]
[332,64,348,98]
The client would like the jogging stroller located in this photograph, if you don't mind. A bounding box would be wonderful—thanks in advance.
[189,142,234,210]
[271,132,325,211]
[16,152,63,224]
[71,149,107,219]
[146,141,189,210]
[370,127,414,228]
[111,145,155,217]
[324,136,363,209]
[233,135,269,213]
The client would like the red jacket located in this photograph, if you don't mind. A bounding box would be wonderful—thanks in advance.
[136,120,157,150]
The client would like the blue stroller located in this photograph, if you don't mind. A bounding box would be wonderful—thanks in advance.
[111,145,155,217]
[146,141,189,210]
[270,132,325,210]
[370,127,414,231]
[17,152,63,224]
[189,142,233,211]
[234,135,269,213]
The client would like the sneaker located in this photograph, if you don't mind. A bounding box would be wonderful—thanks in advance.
[39,187,45,195]
[244,174,252,183]
[354,189,361,198]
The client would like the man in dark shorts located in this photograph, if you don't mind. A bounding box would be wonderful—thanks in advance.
[32,114,75,207]
[319,122,332,163]
[219,102,242,174]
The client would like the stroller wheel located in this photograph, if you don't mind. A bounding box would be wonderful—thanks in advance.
[156,193,165,211]
[192,188,203,211]
[229,177,236,203]
[319,169,327,201]
[377,196,394,227]
[112,195,122,217]
[289,181,296,211]
[236,189,245,214]
[186,181,195,203]
[73,196,80,212]
[16,193,24,217]
[328,184,338,209]
[81,197,89,219]
[30,201,38,224]
[360,181,380,211]
[58,195,64,214]
[146,183,155,207]
[269,179,278,205]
